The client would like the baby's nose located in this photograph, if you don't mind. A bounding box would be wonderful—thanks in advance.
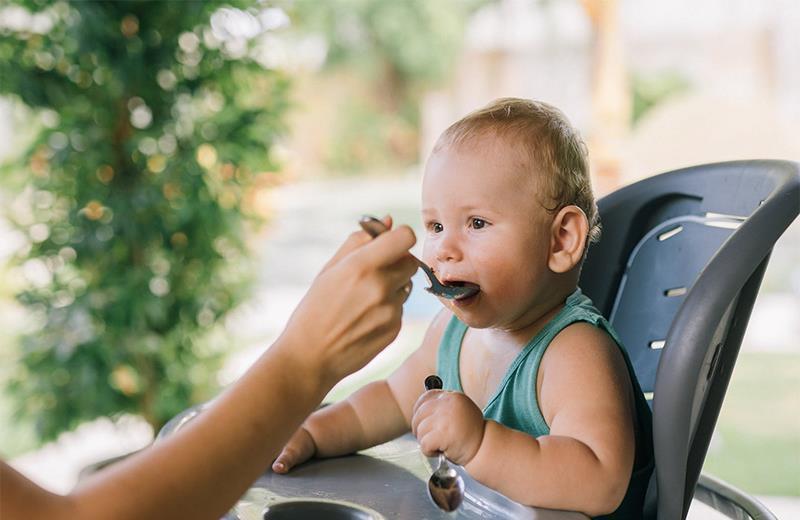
[434,234,462,263]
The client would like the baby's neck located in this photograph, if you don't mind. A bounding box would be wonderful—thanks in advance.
[487,286,575,347]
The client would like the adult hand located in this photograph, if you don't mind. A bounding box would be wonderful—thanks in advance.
[277,217,417,388]
[271,218,416,474]
[411,390,486,466]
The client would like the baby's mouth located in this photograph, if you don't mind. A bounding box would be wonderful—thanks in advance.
[442,280,481,301]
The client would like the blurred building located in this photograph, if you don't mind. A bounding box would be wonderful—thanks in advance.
[421,0,800,189]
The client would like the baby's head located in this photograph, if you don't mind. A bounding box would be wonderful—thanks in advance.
[430,98,600,244]
[421,98,598,329]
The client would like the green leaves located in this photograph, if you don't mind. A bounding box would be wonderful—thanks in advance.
[1,0,289,441]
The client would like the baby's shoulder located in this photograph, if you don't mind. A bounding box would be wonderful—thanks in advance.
[538,321,633,422]
[552,319,611,344]
[421,308,455,349]
[542,321,625,379]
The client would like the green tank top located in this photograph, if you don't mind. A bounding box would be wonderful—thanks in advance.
[437,289,654,519]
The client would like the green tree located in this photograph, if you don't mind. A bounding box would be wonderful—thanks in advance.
[0,0,289,441]
[631,70,690,125]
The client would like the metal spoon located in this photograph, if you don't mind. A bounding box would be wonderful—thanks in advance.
[423,374,465,512]
[358,215,480,300]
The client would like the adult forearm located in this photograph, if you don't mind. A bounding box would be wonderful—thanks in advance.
[71,340,331,520]
[465,421,625,516]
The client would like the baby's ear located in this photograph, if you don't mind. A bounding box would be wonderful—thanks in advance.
[548,205,589,273]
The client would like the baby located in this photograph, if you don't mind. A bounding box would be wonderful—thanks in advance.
[273,98,654,518]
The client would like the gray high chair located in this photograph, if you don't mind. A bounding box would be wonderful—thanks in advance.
[578,160,800,520]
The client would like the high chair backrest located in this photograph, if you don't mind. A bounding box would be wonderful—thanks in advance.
[578,160,800,519]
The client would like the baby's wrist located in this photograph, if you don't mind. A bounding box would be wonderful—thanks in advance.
[464,419,498,474]
[300,425,319,457]
[462,419,488,467]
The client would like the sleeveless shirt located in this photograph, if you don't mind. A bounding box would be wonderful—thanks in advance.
[436,289,654,519]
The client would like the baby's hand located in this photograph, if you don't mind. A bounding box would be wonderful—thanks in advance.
[411,390,486,466]
[272,426,316,473]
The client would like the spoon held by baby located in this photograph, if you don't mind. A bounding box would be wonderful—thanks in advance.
[422,374,465,512]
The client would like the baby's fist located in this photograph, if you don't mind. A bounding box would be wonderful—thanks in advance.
[411,390,486,466]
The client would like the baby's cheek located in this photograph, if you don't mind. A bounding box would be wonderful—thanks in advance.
[421,239,436,266]
[476,254,516,287]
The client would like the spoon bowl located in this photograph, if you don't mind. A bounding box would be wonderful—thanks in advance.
[359,215,480,300]
[428,453,466,512]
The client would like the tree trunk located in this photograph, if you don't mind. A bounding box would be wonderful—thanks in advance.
[581,0,630,195]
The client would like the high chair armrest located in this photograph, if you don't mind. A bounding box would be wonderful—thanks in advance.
[694,473,777,520]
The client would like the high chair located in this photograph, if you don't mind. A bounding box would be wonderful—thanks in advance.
[579,160,800,519]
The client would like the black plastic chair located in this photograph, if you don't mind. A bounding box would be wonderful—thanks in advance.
[578,160,800,520]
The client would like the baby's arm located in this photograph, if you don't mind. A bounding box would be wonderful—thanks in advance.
[469,323,635,516]
[273,309,451,472]
[423,323,636,517]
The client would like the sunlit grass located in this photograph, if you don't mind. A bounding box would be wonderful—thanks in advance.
[703,352,800,496]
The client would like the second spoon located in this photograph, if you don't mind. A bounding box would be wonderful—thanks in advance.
[423,374,465,512]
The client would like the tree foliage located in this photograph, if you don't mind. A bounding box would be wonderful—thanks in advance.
[0,0,289,441]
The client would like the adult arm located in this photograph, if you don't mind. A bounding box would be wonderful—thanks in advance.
[1,224,417,520]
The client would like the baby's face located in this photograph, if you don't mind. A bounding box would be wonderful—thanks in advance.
[421,136,556,330]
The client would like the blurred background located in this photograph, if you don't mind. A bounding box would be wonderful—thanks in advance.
[0,0,797,516]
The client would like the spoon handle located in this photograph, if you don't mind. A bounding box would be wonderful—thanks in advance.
[424,375,448,469]
[422,374,465,512]
[358,215,389,238]
[424,374,443,391]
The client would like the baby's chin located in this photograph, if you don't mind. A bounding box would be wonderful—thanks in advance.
[447,304,497,330]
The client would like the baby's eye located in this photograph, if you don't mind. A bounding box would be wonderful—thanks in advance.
[470,218,487,230]
[430,222,443,233]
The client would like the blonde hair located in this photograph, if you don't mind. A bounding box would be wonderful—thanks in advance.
[433,97,601,244]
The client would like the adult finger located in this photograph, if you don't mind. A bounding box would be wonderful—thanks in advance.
[382,256,418,294]
[353,225,416,270]
[319,231,372,274]
[396,280,413,303]
[319,216,395,274]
